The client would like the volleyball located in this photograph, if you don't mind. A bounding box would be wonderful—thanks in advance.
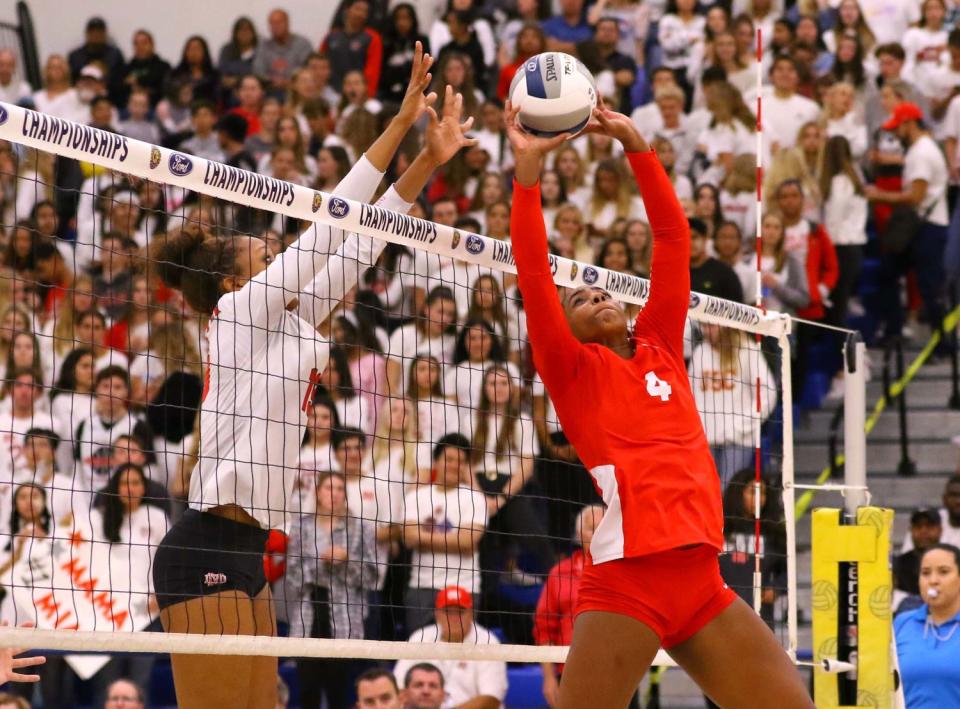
[508,52,597,138]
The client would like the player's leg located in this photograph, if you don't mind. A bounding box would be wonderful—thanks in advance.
[161,591,276,709]
[667,597,813,708]
[556,611,661,709]
[247,582,279,709]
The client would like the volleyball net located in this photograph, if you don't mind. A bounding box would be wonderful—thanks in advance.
[0,101,801,675]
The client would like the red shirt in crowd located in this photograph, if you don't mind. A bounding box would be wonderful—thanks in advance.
[533,549,586,658]
[511,150,724,564]
[228,106,262,137]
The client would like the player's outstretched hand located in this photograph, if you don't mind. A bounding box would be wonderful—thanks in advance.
[423,85,479,167]
[504,100,570,159]
[0,622,45,683]
[583,97,648,153]
[396,41,437,126]
[504,100,570,187]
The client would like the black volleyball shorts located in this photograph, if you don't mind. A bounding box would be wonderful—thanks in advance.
[153,508,270,611]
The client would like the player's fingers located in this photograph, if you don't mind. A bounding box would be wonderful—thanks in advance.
[442,85,454,117]
[462,137,480,148]
[424,90,438,107]
[460,116,475,132]
[8,672,41,683]
[11,655,44,668]
[425,106,439,126]
[544,133,571,150]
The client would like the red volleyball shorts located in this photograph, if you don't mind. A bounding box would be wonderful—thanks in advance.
[575,544,737,649]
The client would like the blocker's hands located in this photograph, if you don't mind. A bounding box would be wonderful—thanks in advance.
[583,97,648,153]
[423,85,479,166]
[396,41,438,125]
[0,622,44,683]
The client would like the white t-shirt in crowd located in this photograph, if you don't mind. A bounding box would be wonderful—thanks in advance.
[444,360,522,409]
[385,324,457,396]
[902,26,948,97]
[394,622,508,706]
[859,0,920,45]
[0,406,68,481]
[404,484,488,593]
[345,473,403,589]
[823,175,868,246]
[719,189,756,241]
[688,337,775,447]
[700,120,755,163]
[531,373,562,436]
[31,88,86,122]
[657,14,706,71]
[747,87,820,155]
[942,93,960,175]
[903,133,949,226]
[0,78,31,105]
[826,113,868,160]
[117,504,170,551]
[459,408,540,479]
[588,196,647,233]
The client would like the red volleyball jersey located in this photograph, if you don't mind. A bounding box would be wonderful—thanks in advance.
[511,150,723,563]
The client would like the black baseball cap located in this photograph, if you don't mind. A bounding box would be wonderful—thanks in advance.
[910,508,942,526]
[86,17,107,31]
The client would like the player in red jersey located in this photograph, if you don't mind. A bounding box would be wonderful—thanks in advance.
[506,100,814,708]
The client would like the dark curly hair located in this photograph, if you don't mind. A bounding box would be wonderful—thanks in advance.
[153,226,241,313]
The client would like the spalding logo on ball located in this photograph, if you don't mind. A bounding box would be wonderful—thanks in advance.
[509,52,597,138]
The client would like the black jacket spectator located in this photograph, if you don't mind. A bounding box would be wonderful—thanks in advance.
[68,17,126,105]
[691,258,745,303]
[437,12,488,89]
[379,3,431,104]
[169,35,222,105]
[322,0,385,94]
[122,30,171,107]
[576,18,638,113]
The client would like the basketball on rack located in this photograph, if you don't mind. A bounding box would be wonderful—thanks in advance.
[508,51,598,138]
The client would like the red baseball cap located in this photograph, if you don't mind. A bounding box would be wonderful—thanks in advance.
[435,586,473,610]
[882,102,924,131]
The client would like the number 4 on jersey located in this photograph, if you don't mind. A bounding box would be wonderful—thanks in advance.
[645,371,672,402]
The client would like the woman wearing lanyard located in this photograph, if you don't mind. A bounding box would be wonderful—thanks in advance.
[895,543,960,707]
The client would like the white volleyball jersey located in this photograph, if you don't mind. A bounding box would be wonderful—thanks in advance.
[188,156,413,530]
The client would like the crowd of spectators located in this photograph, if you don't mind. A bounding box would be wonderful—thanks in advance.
[0,0,957,704]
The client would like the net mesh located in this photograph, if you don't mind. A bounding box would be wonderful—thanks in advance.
[0,113,792,681]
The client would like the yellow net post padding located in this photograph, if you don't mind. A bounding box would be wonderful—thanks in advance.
[812,507,894,708]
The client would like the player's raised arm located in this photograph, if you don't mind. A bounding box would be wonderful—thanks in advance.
[231,42,438,327]
[588,103,689,358]
[505,102,583,386]
[297,85,477,327]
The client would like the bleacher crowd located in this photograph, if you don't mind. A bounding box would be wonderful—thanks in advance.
[0,0,957,705]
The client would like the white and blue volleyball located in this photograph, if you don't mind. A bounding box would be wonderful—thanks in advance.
[509,52,597,138]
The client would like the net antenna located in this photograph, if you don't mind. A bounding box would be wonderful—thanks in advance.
[0,100,797,669]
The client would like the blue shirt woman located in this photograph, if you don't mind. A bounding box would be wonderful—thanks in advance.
[894,544,960,708]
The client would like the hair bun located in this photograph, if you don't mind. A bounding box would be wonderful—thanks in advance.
[153,227,207,290]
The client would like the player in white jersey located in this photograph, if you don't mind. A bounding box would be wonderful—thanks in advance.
[150,45,478,709]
